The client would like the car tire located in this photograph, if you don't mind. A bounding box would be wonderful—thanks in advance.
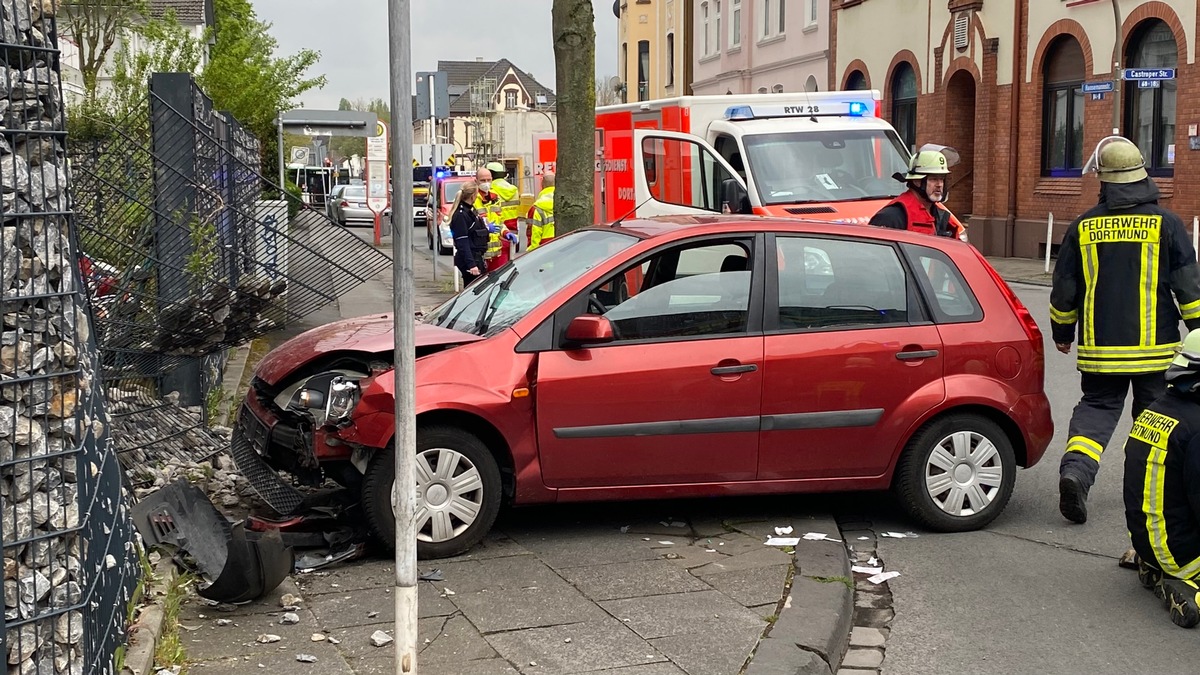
[361,426,502,559]
[892,414,1016,533]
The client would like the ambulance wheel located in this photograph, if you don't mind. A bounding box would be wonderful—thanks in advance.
[893,414,1016,532]
[362,427,502,559]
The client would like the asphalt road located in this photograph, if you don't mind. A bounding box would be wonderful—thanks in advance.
[873,282,1196,675]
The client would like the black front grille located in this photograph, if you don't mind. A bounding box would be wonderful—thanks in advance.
[232,403,305,515]
[784,206,838,215]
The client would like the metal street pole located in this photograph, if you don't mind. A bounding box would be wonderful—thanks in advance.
[1111,0,1122,135]
[277,115,285,192]
[387,0,418,673]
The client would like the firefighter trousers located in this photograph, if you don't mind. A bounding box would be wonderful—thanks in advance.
[1060,371,1166,489]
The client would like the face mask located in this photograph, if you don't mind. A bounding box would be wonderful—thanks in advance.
[478,181,491,192]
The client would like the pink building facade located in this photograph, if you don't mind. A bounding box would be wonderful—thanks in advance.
[692,0,831,95]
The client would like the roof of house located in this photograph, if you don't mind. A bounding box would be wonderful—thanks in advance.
[436,59,556,115]
[149,0,207,24]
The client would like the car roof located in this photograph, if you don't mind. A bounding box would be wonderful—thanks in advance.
[593,214,963,248]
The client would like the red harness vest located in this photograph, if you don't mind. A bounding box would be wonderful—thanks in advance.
[886,190,966,240]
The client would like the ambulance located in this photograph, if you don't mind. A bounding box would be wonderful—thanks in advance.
[532,90,914,225]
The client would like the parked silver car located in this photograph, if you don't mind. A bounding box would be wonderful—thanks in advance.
[331,186,374,226]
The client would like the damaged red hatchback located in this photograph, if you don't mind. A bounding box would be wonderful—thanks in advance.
[233,217,1053,559]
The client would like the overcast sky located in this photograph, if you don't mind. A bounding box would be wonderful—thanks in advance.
[250,0,620,110]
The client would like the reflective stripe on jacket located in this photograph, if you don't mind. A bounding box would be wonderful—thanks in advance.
[1123,387,1200,578]
[1050,195,1200,374]
[528,187,555,250]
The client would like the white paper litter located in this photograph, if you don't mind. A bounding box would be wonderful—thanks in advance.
[857,536,870,541]
[881,531,920,539]
[774,526,794,536]
[657,541,675,545]
[867,571,901,584]
[765,537,801,546]
[802,532,842,542]
[852,565,884,575]
[868,556,878,567]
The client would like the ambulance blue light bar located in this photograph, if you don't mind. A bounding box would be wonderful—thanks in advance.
[723,99,876,120]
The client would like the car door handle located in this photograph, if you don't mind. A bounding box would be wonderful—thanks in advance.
[896,349,939,361]
[711,364,758,375]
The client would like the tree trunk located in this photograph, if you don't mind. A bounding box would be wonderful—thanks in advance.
[552,0,595,233]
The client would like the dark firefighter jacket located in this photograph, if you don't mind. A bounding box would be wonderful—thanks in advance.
[1050,178,1200,374]
[1123,386,1200,578]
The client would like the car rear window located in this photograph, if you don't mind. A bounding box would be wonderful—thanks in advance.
[344,187,365,200]
[901,244,983,323]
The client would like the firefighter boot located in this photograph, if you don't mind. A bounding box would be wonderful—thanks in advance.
[1159,578,1200,628]
[1138,560,1163,593]
[1059,470,1090,524]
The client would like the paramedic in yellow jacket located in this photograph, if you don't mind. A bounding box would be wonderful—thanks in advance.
[475,162,521,272]
[527,173,555,251]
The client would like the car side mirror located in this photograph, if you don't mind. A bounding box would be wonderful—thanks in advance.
[722,179,752,214]
[565,315,615,346]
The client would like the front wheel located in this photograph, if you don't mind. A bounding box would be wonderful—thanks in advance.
[892,414,1016,532]
[361,426,502,559]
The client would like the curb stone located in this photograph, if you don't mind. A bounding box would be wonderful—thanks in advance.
[745,523,854,675]
[121,558,179,675]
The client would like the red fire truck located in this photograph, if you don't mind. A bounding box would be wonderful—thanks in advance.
[533,90,914,225]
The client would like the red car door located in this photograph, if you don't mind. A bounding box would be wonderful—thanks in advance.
[536,237,764,489]
[758,235,945,480]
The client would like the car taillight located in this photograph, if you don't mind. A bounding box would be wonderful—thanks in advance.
[974,249,1043,353]
[340,200,349,207]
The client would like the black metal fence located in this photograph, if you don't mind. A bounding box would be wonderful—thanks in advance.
[1,2,139,672]
[69,73,393,477]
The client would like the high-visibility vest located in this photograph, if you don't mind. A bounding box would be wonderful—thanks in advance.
[528,187,555,251]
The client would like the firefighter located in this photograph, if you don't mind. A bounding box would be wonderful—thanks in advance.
[870,145,968,241]
[527,173,555,251]
[1123,329,1200,628]
[1051,135,1200,525]
[476,162,521,271]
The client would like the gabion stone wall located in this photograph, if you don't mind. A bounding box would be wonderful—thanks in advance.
[2,2,138,674]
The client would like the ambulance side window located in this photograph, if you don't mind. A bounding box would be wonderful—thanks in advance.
[640,137,735,213]
[714,135,747,181]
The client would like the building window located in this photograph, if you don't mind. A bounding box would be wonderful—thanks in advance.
[505,90,518,110]
[846,70,868,90]
[621,42,629,103]
[807,0,817,27]
[731,0,741,47]
[638,40,650,101]
[761,0,783,37]
[891,63,918,152]
[779,0,785,32]
[1124,19,1177,175]
[762,0,771,37]
[1041,35,1085,177]
[715,0,722,51]
[701,2,711,55]
[667,33,675,87]
[805,76,818,93]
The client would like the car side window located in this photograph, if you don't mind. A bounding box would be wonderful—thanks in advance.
[589,240,753,341]
[901,244,983,323]
[775,237,909,329]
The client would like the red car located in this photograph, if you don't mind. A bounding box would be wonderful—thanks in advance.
[233,216,1053,559]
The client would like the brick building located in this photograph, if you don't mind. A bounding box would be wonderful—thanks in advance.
[832,0,1199,258]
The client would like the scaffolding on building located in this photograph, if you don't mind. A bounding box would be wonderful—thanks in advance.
[468,76,503,162]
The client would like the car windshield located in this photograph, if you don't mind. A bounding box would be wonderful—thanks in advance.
[424,230,639,337]
[344,187,365,200]
[742,129,911,205]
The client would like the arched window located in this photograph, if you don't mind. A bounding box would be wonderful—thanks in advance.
[1042,35,1085,176]
[804,76,818,93]
[846,70,867,91]
[1125,20,1177,175]
[891,63,918,152]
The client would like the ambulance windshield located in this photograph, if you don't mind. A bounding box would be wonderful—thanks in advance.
[741,129,911,205]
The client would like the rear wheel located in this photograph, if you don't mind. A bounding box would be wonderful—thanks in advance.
[893,414,1016,532]
[361,426,502,559]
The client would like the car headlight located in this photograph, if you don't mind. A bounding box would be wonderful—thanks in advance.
[325,377,360,424]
